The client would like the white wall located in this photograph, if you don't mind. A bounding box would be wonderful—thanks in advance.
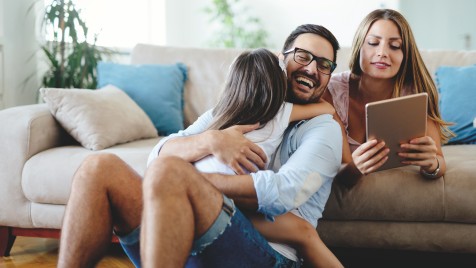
[0,0,4,109]
[0,0,39,109]
[165,0,399,49]
[400,0,476,50]
[76,0,166,48]
[2,0,475,108]
[51,0,476,51]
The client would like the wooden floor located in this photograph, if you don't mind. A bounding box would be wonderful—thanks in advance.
[3,237,476,267]
[0,236,133,268]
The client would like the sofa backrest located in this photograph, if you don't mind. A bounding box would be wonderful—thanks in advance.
[131,44,476,126]
[131,44,244,126]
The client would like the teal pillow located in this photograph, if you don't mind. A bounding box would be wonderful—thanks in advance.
[97,62,187,136]
[436,65,476,144]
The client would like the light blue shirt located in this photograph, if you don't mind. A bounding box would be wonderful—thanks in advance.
[148,112,342,227]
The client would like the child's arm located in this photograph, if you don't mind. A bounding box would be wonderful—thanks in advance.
[249,213,343,268]
[289,100,336,122]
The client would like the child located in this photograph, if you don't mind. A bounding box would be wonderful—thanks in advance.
[192,48,343,267]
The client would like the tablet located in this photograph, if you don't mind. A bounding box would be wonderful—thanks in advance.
[366,93,428,171]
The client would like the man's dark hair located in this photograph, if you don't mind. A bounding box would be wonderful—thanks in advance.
[282,24,340,62]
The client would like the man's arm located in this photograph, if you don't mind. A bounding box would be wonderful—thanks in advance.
[159,130,218,163]
[201,173,258,210]
[252,115,343,219]
[160,125,267,174]
[148,110,267,173]
[205,115,343,218]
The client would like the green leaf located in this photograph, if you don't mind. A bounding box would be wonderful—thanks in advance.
[205,0,268,48]
[39,0,117,89]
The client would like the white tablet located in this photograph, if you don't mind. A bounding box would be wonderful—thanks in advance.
[366,93,428,171]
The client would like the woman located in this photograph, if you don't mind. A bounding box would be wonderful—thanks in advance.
[324,9,453,186]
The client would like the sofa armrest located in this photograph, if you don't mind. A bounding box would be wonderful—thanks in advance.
[0,104,71,227]
[0,104,70,158]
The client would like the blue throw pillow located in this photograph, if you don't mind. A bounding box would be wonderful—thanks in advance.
[436,65,476,144]
[97,62,187,136]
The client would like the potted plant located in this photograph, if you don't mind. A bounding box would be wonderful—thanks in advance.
[204,0,268,48]
[39,0,114,89]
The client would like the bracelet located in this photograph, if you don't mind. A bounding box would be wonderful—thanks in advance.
[421,157,440,178]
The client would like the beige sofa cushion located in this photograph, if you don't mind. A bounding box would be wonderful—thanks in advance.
[22,138,160,205]
[323,145,476,224]
[40,85,158,150]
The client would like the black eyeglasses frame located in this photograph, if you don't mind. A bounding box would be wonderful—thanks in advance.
[283,47,337,75]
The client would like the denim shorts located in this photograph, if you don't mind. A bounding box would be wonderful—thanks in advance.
[118,195,300,268]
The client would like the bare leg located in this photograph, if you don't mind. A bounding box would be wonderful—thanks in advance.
[250,213,343,268]
[141,156,224,268]
[58,153,143,268]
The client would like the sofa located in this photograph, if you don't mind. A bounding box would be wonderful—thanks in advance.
[1,44,475,257]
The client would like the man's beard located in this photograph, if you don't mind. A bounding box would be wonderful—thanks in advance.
[286,79,324,104]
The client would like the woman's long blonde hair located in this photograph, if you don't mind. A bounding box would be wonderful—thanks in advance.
[349,9,453,143]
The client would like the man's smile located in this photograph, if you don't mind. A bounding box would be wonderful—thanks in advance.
[292,72,319,95]
[296,76,315,89]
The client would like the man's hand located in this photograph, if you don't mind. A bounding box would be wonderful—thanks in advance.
[209,124,267,174]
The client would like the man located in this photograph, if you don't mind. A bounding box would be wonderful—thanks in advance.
[58,24,342,268]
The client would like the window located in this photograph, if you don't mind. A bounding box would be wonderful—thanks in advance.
[45,0,166,48]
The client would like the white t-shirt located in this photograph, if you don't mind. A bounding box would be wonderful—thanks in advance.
[194,102,293,174]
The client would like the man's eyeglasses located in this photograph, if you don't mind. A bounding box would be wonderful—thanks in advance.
[283,47,337,75]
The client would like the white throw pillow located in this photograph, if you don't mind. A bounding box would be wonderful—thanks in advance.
[40,85,158,150]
